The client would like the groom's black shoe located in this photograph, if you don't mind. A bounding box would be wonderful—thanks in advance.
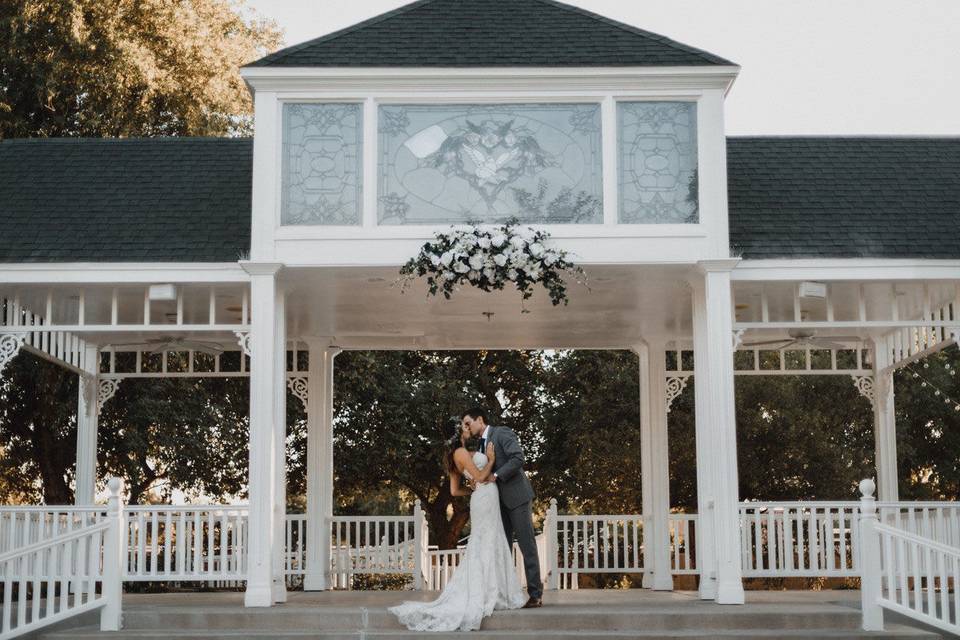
[522,596,542,609]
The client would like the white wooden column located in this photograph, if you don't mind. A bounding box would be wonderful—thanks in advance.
[637,343,655,589]
[871,343,899,502]
[304,341,339,590]
[647,341,673,591]
[636,342,673,591]
[75,345,100,505]
[691,261,744,605]
[271,287,288,603]
[243,262,283,607]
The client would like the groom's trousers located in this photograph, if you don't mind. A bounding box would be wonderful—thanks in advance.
[500,500,543,599]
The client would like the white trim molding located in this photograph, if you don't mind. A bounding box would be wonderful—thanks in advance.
[235,331,252,357]
[732,259,960,282]
[287,376,309,411]
[852,375,876,407]
[0,263,249,284]
[0,333,26,374]
[665,374,690,414]
[98,379,121,412]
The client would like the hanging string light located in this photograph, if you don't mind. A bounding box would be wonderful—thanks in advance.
[904,361,960,412]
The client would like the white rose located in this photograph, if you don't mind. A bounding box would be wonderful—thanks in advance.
[477,236,492,249]
[454,261,470,274]
[430,254,441,267]
[507,269,518,281]
[443,272,457,281]
[468,270,480,281]
[510,236,527,249]
[468,253,485,271]
[527,269,541,282]
[493,254,508,267]
[491,233,507,248]
[544,254,556,267]
[440,252,454,267]
[483,268,496,280]
[529,242,545,257]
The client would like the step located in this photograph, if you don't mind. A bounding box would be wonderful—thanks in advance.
[39,624,940,640]
[110,603,869,632]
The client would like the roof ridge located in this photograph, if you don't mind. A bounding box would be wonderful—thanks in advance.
[530,0,733,66]
[245,0,440,67]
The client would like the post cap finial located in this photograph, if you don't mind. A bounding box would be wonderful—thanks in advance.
[550,498,558,506]
[107,476,123,494]
[859,477,876,498]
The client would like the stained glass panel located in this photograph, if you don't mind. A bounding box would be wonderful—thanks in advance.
[378,104,603,225]
[618,101,699,224]
[281,103,362,226]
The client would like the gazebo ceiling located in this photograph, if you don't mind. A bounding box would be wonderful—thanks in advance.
[282,264,695,350]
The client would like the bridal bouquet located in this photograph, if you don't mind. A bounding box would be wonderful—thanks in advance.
[398,220,586,308]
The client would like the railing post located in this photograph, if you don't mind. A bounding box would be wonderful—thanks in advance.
[859,478,884,632]
[413,500,424,590]
[547,499,559,590]
[100,477,124,631]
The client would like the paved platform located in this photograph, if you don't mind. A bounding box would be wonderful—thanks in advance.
[33,590,942,639]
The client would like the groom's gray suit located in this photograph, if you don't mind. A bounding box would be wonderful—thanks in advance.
[481,425,542,599]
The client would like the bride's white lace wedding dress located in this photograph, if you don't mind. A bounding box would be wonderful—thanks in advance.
[389,452,527,632]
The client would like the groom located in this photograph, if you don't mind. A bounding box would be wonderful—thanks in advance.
[461,407,543,608]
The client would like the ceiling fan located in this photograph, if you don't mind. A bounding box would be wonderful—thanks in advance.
[743,329,862,351]
[105,336,225,356]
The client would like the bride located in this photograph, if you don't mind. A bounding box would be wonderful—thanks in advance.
[389,423,528,631]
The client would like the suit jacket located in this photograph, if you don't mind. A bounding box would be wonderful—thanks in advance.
[484,425,535,510]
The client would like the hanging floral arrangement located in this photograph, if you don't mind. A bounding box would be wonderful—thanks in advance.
[397,219,587,309]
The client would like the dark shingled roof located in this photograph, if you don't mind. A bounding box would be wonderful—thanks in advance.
[1,136,958,263]
[244,0,733,68]
[0,137,252,263]
[728,137,960,259]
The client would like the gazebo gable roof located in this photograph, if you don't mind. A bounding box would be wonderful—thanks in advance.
[243,0,733,68]
[1,136,959,263]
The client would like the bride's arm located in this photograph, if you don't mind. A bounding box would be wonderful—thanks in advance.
[449,471,470,497]
[453,446,495,483]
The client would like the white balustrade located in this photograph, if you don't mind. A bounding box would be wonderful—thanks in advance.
[668,514,698,574]
[0,478,123,639]
[0,507,106,555]
[123,505,248,582]
[328,504,422,589]
[739,502,861,577]
[860,479,960,635]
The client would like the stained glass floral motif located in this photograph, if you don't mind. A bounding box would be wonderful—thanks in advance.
[281,103,362,225]
[378,104,603,225]
[618,102,699,224]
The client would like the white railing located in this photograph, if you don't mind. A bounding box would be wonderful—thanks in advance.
[739,501,861,577]
[0,508,106,555]
[123,505,248,582]
[328,501,424,589]
[860,479,960,636]
[423,535,548,592]
[0,479,123,640]
[878,502,960,548]
[669,513,697,575]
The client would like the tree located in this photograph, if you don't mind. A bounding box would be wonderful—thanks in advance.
[0,0,281,138]
[97,376,251,504]
[0,354,78,503]
[0,0,281,504]
[331,350,545,549]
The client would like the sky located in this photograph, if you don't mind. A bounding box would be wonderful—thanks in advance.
[242,0,960,136]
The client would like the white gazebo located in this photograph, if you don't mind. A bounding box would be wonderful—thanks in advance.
[1,0,959,637]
